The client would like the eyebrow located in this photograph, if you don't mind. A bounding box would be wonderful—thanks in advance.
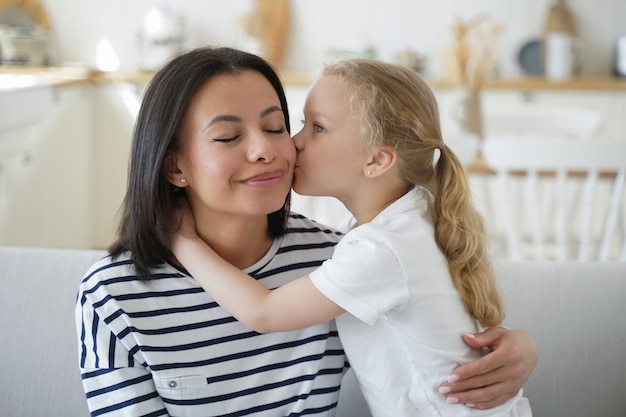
[202,106,283,132]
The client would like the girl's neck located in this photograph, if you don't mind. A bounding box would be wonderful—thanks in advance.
[344,185,410,226]
[194,212,274,269]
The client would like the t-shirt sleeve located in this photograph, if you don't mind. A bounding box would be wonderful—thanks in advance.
[309,227,409,325]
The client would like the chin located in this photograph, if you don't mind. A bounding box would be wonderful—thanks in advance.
[257,189,291,213]
[292,183,322,197]
[291,180,309,196]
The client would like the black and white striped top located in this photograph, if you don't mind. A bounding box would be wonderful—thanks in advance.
[76,214,346,417]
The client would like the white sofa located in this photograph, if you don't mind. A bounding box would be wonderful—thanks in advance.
[1,246,625,417]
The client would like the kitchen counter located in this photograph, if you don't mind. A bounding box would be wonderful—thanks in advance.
[0,66,94,89]
[2,66,626,91]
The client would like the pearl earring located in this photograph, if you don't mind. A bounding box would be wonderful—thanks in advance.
[367,170,372,176]
[180,178,186,183]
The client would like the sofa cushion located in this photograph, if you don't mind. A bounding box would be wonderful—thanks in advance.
[494,261,626,417]
[2,246,625,417]
[0,246,105,417]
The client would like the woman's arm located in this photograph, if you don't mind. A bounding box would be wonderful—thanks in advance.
[438,326,538,409]
[170,203,345,333]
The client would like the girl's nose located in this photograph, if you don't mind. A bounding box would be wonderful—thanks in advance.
[292,129,304,151]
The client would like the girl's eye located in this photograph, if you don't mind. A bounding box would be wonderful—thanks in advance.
[314,123,325,134]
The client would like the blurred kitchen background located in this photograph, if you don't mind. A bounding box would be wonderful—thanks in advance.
[1,0,625,261]
[4,0,623,76]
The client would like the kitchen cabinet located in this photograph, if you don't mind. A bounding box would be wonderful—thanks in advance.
[433,85,626,143]
[0,83,95,248]
[0,78,146,249]
[482,89,619,142]
[91,83,141,248]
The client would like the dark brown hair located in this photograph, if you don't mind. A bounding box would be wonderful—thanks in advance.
[109,47,291,279]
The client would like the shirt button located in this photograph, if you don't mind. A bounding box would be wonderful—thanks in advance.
[168,380,177,388]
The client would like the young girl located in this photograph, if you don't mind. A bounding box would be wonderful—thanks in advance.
[169,59,532,416]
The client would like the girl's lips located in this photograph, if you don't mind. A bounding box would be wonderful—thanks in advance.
[243,170,284,186]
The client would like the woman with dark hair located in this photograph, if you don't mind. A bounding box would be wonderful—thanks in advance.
[109,46,292,278]
[76,47,537,416]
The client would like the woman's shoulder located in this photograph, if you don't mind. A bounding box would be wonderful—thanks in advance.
[77,251,185,295]
[80,251,133,282]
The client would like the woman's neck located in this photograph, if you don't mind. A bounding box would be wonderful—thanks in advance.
[194,212,274,270]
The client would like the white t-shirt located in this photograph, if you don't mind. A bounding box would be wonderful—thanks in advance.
[310,189,530,417]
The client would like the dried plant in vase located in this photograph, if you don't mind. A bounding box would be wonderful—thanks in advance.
[0,0,50,30]
[445,14,502,92]
[443,15,502,171]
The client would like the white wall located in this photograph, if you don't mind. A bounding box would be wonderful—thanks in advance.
[40,0,626,77]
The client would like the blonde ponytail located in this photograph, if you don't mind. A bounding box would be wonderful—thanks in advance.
[323,59,504,328]
[433,146,504,328]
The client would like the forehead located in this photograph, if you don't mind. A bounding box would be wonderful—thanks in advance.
[305,75,349,114]
[308,75,345,100]
[188,70,281,114]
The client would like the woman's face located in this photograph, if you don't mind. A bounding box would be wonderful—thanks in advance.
[291,75,368,199]
[169,70,295,221]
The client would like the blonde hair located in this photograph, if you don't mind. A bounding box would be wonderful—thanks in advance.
[323,59,504,328]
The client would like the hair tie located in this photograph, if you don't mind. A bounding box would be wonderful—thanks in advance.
[433,146,442,165]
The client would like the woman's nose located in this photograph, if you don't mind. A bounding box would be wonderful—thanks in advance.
[247,132,276,162]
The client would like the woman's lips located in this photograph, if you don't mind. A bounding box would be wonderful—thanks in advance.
[243,170,284,187]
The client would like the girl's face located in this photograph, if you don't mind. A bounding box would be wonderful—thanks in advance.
[168,71,295,222]
[292,75,369,200]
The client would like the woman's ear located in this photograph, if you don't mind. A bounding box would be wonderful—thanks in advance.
[163,151,187,187]
[364,146,397,178]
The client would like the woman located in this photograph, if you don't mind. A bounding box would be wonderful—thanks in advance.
[76,46,537,416]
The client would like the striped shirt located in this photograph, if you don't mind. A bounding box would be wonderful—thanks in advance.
[75,214,346,417]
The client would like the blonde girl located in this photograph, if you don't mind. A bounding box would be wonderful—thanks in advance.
[169,59,532,417]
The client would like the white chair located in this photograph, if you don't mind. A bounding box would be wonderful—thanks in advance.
[475,138,626,261]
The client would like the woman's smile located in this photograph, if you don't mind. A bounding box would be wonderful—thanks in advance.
[242,169,286,187]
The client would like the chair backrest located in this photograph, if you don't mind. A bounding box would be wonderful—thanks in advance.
[477,138,626,261]
[484,105,602,141]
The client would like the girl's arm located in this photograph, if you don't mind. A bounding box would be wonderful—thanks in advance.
[170,202,345,333]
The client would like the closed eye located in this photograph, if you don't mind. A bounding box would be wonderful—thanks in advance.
[266,127,286,134]
[214,136,240,143]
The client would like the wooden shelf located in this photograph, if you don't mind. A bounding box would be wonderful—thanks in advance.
[2,66,626,90]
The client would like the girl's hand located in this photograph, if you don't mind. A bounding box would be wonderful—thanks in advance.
[161,197,201,257]
[173,197,200,242]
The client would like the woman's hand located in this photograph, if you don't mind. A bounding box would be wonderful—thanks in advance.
[438,327,538,409]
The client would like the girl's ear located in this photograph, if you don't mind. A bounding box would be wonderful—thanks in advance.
[163,151,187,188]
[364,145,397,178]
